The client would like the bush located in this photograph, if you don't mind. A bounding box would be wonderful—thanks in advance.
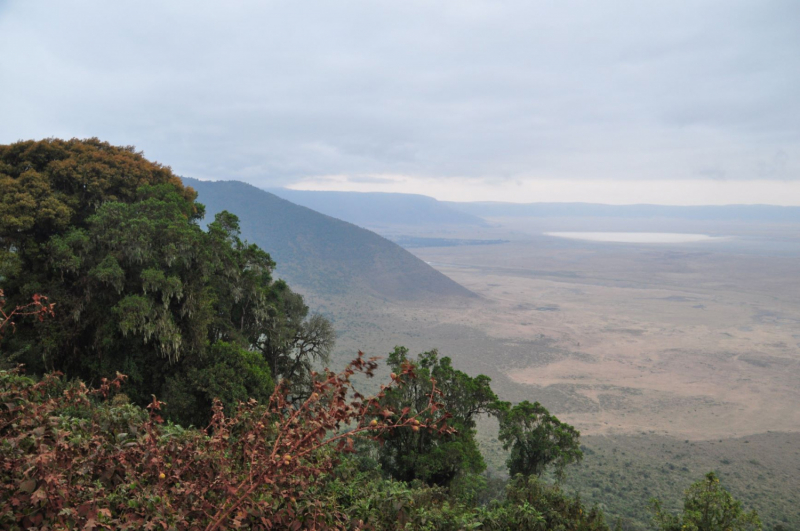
[0,353,449,530]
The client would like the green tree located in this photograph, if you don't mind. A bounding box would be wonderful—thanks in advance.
[160,341,273,427]
[479,474,610,531]
[651,472,762,531]
[376,347,499,486]
[0,138,195,259]
[0,138,331,425]
[497,400,582,479]
[201,209,335,399]
[254,281,334,400]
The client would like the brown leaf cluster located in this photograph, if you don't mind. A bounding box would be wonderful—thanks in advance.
[0,290,56,338]
[0,352,451,530]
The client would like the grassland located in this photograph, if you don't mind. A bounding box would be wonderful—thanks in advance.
[303,216,800,529]
[564,432,800,530]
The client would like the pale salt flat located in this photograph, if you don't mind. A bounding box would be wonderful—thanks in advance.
[545,232,727,243]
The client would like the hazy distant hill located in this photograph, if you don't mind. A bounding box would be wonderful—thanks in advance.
[444,201,800,222]
[183,178,475,301]
[266,189,487,229]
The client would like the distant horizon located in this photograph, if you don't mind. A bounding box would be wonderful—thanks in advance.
[184,176,800,208]
[282,177,800,207]
[281,187,800,208]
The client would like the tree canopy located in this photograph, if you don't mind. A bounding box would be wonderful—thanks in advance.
[651,472,761,531]
[376,347,500,486]
[497,400,583,479]
[0,138,332,425]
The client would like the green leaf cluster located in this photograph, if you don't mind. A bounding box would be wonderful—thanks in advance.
[497,400,583,479]
[377,347,500,487]
[329,462,612,530]
[378,346,584,488]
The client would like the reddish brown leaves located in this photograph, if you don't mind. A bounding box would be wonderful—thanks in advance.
[0,289,55,338]
[0,351,453,530]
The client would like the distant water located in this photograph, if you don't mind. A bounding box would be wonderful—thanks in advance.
[545,232,726,243]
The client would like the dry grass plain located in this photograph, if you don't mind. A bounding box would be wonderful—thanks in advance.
[304,216,800,528]
[314,217,800,440]
[407,225,800,440]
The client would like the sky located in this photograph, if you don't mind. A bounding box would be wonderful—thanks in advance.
[1,1,799,205]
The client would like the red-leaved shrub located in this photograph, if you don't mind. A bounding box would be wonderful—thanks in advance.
[0,354,452,530]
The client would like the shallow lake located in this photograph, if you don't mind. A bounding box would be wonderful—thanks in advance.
[544,232,727,243]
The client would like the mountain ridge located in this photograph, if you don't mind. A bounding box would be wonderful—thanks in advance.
[182,178,476,302]
[265,188,487,229]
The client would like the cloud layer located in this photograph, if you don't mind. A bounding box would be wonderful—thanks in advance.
[1,1,798,203]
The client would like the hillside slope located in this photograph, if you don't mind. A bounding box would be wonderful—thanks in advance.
[183,178,475,301]
[267,189,487,229]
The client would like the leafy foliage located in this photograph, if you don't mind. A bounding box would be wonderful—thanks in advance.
[0,290,55,339]
[376,347,499,487]
[0,139,333,426]
[651,472,762,531]
[480,475,610,531]
[159,341,274,428]
[0,138,193,249]
[497,400,583,479]
[326,465,611,531]
[254,284,335,401]
[0,353,452,530]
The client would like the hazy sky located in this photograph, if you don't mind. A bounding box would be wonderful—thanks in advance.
[1,1,799,204]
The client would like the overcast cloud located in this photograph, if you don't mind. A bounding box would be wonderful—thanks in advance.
[1,1,799,204]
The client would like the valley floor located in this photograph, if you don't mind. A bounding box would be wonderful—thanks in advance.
[303,217,800,529]
[412,235,800,440]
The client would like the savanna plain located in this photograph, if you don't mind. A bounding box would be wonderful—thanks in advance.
[313,216,800,529]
